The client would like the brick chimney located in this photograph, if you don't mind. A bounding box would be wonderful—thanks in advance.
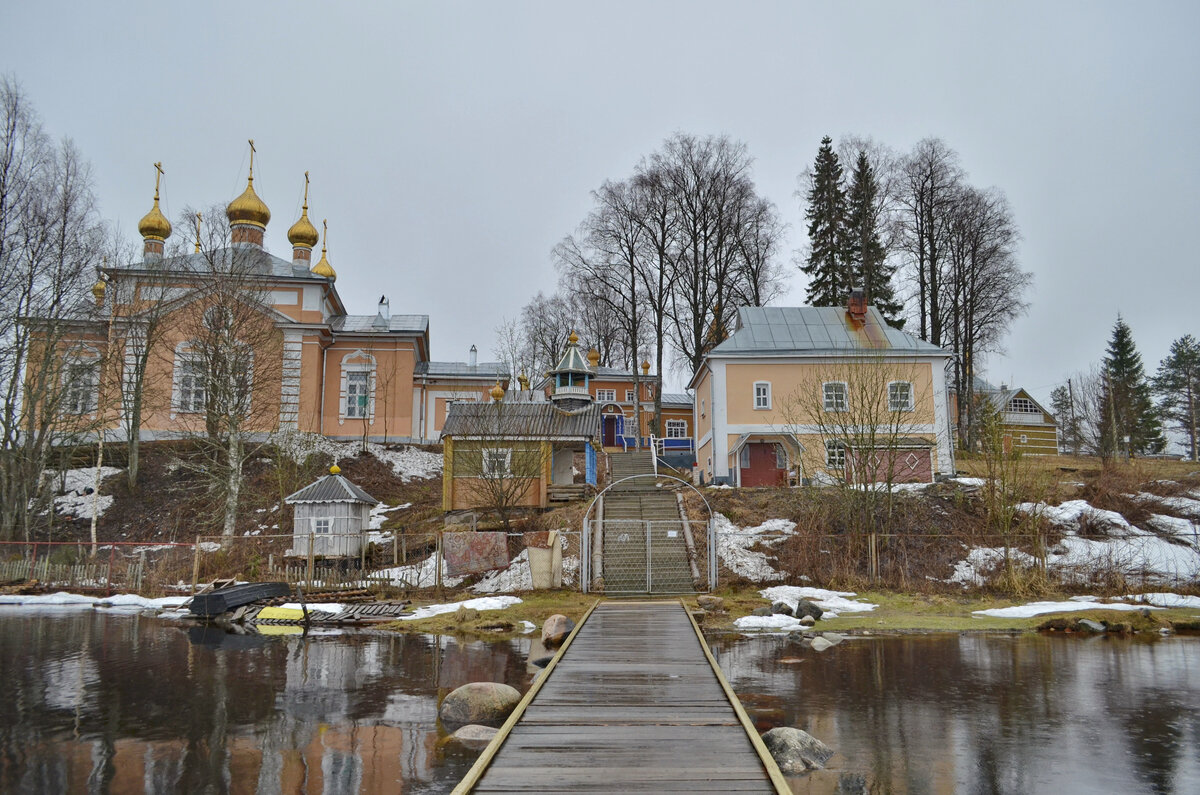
[847,288,867,321]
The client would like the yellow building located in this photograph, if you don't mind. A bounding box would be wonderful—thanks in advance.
[956,378,1059,455]
[52,153,507,444]
[689,291,955,486]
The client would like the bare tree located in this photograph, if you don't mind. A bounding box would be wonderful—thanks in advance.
[0,77,106,541]
[520,291,575,380]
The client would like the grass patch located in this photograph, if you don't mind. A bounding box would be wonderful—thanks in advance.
[379,590,596,639]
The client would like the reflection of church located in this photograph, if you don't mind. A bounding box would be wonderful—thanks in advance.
[68,146,507,443]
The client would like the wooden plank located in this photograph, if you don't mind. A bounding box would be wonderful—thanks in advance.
[458,601,785,794]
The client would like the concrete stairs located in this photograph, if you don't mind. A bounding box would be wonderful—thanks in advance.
[600,452,695,594]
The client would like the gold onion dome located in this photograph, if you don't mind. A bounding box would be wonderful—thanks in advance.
[288,172,319,248]
[226,174,271,228]
[91,278,106,305]
[568,330,579,345]
[138,162,171,240]
[490,383,506,401]
[311,219,337,280]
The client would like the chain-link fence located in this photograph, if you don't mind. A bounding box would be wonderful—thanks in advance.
[584,519,713,595]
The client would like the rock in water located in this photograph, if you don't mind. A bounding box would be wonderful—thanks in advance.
[697,595,725,612]
[809,636,833,652]
[761,727,834,773]
[439,682,521,729]
[450,724,499,749]
[821,632,844,647]
[795,599,824,620]
[542,614,575,646]
[1077,619,1106,633]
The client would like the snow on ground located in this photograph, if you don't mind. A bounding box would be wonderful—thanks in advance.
[277,602,346,615]
[1132,492,1200,519]
[0,592,187,609]
[472,549,533,592]
[948,547,1039,587]
[734,585,877,632]
[1018,499,1132,532]
[274,432,442,481]
[1125,592,1200,609]
[369,502,411,530]
[973,599,1160,619]
[398,595,522,621]
[48,467,122,519]
[952,477,987,487]
[374,555,465,589]
[714,513,797,582]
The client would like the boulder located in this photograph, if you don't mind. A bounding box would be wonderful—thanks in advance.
[821,632,845,647]
[751,606,773,617]
[809,636,834,652]
[761,727,834,773]
[799,615,816,627]
[697,595,725,612]
[1077,619,1106,634]
[770,601,795,617]
[529,654,555,668]
[794,599,824,620]
[449,724,499,749]
[541,614,575,646]
[439,682,521,729]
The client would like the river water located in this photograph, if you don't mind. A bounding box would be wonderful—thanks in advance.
[3,612,1198,794]
[710,631,1200,795]
[0,609,538,794]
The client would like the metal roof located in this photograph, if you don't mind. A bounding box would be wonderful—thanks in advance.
[415,361,510,378]
[709,306,949,357]
[332,314,428,334]
[661,393,693,407]
[441,402,600,439]
[115,246,317,281]
[552,341,592,375]
[285,474,378,505]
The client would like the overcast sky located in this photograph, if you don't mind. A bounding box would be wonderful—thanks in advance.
[3,1,1198,407]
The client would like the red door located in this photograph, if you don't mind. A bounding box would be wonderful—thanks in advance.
[740,443,786,487]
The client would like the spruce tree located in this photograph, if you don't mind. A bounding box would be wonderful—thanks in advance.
[1152,334,1200,460]
[1099,316,1165,457]
[802,136,850,307]
[846,150,903,327]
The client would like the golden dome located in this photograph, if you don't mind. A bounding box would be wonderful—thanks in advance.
[226,174,271,229]
[91,278,106,306]
[137,162,171,240]
[587,349,601,367]
[517,372,530,390]
[490,382,505,401]
[311,219,337,280]
[330,464,341,475]
[287,172,319,248]
[568,330,579,345]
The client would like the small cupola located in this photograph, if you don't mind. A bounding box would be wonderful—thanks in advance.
[137,162,172,260]
[226,140,271,247]
[310,219,336,281]
[549,330,594,409]
[288,171,319,272]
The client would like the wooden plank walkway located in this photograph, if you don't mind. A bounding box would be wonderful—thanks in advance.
[455,600,787,793]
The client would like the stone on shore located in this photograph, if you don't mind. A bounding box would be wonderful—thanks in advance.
[439,682,521,729]
[697,595,725,612]
[541,614,575,646]
[794,599,824,620]
[761,727,834,773]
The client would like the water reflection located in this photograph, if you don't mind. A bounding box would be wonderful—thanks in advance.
[709,632,1200,795]
[0,610,534,794]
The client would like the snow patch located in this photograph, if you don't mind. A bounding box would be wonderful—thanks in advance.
[47,467,122,519]
[399,595,522,621]
[273,433,442,481]
[1125,592,1200,609]
[0,592,188,609]
[714,513,797,582]
[973,599,1159,619]
[374,555,464,589]
[369,502,411,530]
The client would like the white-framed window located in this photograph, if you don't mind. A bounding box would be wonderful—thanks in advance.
[62,357,99,415]
[346,372,370,418]
[339,350,376,424]
[482,448,512,477]
[596,389,616,402]
[1008,397,1039,414]
[825,439,846,469]
[753,381,771,410]
[174,344,206,414]
[823,382,848,412]
[665,419,687,438]
[739,446,750,469]
[1019,434,1029,444]
[314,518,331,535]
[625,389,635,402]
[888,381,914,412]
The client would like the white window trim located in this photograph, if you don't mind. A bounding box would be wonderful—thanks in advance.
[313,517,331,535]
[825,439,846,469]
[171,341,204,419]
[1008,397,1039,414]
[339,350,377,426]
[888,381,914,412]
[482,448,512,477]
[753,381,772,411]
[625,389,635,402]
[596,389,616,403]
[665,419,687,438]
[61,346,100,417]
[823,381,848,413]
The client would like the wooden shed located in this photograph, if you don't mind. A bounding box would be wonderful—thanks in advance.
[284,465,378,558]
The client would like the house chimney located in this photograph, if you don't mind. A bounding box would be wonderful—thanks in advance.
[469,344,478,367]
[373,295,390,329]
[847,288,867,321]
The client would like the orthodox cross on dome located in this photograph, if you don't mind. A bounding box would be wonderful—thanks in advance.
[248,139,256,178]
[153,161,164,199]
[194,212,202,253]
[303,170,310,207]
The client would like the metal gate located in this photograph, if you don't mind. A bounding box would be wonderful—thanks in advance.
[583,518,714,595]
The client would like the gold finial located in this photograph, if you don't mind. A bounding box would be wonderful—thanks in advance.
[138,162,172,241]
[568,330,579,346]
[311,218,337,280]
[330,464,341,475]
[587,348,600,367]
[641,359,651,374]
[490,382,505,402]
[91,263,106,307]
[518,371,530,391]
[194,212,202,253]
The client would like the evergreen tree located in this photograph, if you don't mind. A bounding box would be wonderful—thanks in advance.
[1098,317,1164,457]
[802,136,851,306]
[1152,334,1200,461]
[845,149,903,327]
